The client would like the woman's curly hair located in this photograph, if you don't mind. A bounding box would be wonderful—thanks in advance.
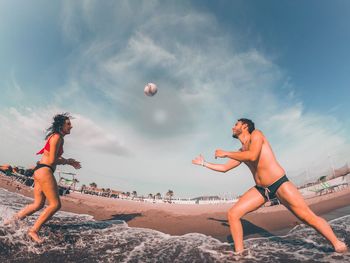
[45,112,72,139]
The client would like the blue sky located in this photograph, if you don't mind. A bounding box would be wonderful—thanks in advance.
[0,0,349,197]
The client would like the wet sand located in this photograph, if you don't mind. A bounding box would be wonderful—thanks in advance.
[1,175,349,242]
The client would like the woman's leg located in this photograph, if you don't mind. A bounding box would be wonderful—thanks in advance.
[16,179,46,219]
[28,167,61,243]
[4,178,45,225]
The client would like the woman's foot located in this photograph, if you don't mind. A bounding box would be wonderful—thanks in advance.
[28,230,43,244]
[334,241,348,253]
[3,215,19,226]
[3,219,12,225]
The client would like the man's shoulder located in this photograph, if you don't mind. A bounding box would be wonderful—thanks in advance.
[251,129,264,137]
[250,130,266,144]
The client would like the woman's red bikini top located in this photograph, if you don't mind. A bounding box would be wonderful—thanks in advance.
[36,133,64,157]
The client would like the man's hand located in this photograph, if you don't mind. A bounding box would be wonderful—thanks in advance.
[215,149,227,159]
[192,154,205,166]
[66,158,82,169]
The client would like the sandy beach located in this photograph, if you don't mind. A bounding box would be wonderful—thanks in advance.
[1,175,350,242]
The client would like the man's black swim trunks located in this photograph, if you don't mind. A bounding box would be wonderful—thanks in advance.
[255,175,289,201]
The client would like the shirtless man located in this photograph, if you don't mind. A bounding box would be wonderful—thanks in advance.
[192,118,347,253]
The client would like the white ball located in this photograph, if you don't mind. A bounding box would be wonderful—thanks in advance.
[144,83,158,97]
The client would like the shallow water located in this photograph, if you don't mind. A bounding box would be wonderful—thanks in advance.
[0,188,349,262]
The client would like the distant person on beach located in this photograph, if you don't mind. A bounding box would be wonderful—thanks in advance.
[10,113,81,243]
[0,164,13,175]
[192,118,347,253]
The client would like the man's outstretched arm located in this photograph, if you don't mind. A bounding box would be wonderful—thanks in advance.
[192,154,241,173]
[215,130,263,162]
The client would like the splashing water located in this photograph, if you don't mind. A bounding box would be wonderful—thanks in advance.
[0,188,349,262]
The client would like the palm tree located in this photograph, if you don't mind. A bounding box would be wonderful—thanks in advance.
[166,190,174,203]
[81,184,86,193]
[148,193,153,199]
[89,182,97,189]
[106,188,111,197]
[155,193,162,200]
[126,192,131,197]
[132,191,137,199]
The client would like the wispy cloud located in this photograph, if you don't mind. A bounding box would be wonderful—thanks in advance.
[0,1,349,196]
[0,108,131,165]
[58,1,284,140]
[55,1,350,193]
[72,114,131,157]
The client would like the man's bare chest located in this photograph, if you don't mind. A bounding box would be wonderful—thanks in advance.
[241,142,259,167]
[241,142,250,152]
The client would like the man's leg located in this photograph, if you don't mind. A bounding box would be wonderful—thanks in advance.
[276,182,347,253]
[228,187,265,252]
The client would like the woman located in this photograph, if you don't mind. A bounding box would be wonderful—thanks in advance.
[14,113,81,243]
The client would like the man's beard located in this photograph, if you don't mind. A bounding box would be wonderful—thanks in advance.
[232,129,241,139]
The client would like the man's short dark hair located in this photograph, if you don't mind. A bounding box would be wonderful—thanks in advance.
[238,118,255,133]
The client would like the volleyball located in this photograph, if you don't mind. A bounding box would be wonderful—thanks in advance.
[144,83,158,97]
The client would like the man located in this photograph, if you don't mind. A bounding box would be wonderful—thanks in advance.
[192,118,347,253]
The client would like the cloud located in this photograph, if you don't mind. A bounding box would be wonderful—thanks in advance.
[1,1,349,196]
[58,1,284,140]
[0,108,131,166]
[71,114,131,157]
[53,1,350,195]
[0,71,26,105]
[263,104,347,171]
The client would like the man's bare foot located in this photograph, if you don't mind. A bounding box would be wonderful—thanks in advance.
[28,230,43,244]
[233,248,249,257]
[334,241,348,253]
[233,251,244,256]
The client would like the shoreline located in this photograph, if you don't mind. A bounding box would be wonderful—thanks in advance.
[1,175,349,242]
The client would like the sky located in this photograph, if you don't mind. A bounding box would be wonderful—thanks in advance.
[0,0,349,198]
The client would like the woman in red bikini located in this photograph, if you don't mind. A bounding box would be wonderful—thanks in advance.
[14,113,81,243]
